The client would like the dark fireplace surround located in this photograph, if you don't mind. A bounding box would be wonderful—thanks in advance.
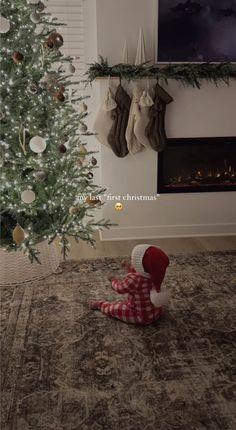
[157,137,236,194]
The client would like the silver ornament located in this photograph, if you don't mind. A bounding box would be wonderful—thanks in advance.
[28,83,38,94]
[79,123,88,133]
[30,12,41,24]
[68,63,76,74]
[87,172,93,180]
[35,171,46,181]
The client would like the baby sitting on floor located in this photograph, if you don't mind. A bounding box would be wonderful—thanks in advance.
[90,244,170,325]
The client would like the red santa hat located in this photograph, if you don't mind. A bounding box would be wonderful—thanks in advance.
[131,244,170,307]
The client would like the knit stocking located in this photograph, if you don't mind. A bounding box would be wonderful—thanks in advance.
[93,88,117,148]
[108,84,131,158]
[125,88,143,154]
[146,82,173,152]
[133,89,154,149]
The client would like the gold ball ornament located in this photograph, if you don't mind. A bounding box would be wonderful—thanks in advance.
[69,206,79,215]
[78,144,87,162]
[13,52,24,64]
[12,223,25,245]
[79,102,88,113]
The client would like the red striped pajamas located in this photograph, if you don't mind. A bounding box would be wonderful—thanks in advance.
[96,271,162,325]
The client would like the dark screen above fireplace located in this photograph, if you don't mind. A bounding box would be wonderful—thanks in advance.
[157,137,236,194]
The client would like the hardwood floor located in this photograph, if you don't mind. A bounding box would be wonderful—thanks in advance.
[56,234,236,260]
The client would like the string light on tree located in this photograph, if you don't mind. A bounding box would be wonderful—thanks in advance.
[0,0,111,261]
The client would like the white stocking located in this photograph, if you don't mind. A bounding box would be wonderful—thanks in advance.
[93,89,117,148]
[125,87,143,154]
[133,90,154,149]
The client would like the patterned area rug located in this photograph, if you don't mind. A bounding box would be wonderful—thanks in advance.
[0,251,236,430]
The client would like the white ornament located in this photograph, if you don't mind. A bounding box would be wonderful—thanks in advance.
[0,16,10,34]
[68,63,76,74]
[79,123,88,133]
[30,12,41,23]
[29,136,47,153]
[21,190,36,204]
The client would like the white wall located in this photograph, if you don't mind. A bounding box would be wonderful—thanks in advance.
[84,0,236,240]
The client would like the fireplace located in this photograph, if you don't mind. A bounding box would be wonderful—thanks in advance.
[157,137,236,194]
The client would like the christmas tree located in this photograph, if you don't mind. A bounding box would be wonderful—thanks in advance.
[0,0,111,262]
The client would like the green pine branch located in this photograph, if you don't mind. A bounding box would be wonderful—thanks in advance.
[86,57,236,88]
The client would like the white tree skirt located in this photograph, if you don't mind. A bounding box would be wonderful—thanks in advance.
[0,240,60,286]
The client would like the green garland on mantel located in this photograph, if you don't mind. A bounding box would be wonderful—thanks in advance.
[86,57,236,89]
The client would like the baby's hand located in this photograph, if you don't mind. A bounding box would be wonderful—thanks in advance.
[121,259,129,269]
